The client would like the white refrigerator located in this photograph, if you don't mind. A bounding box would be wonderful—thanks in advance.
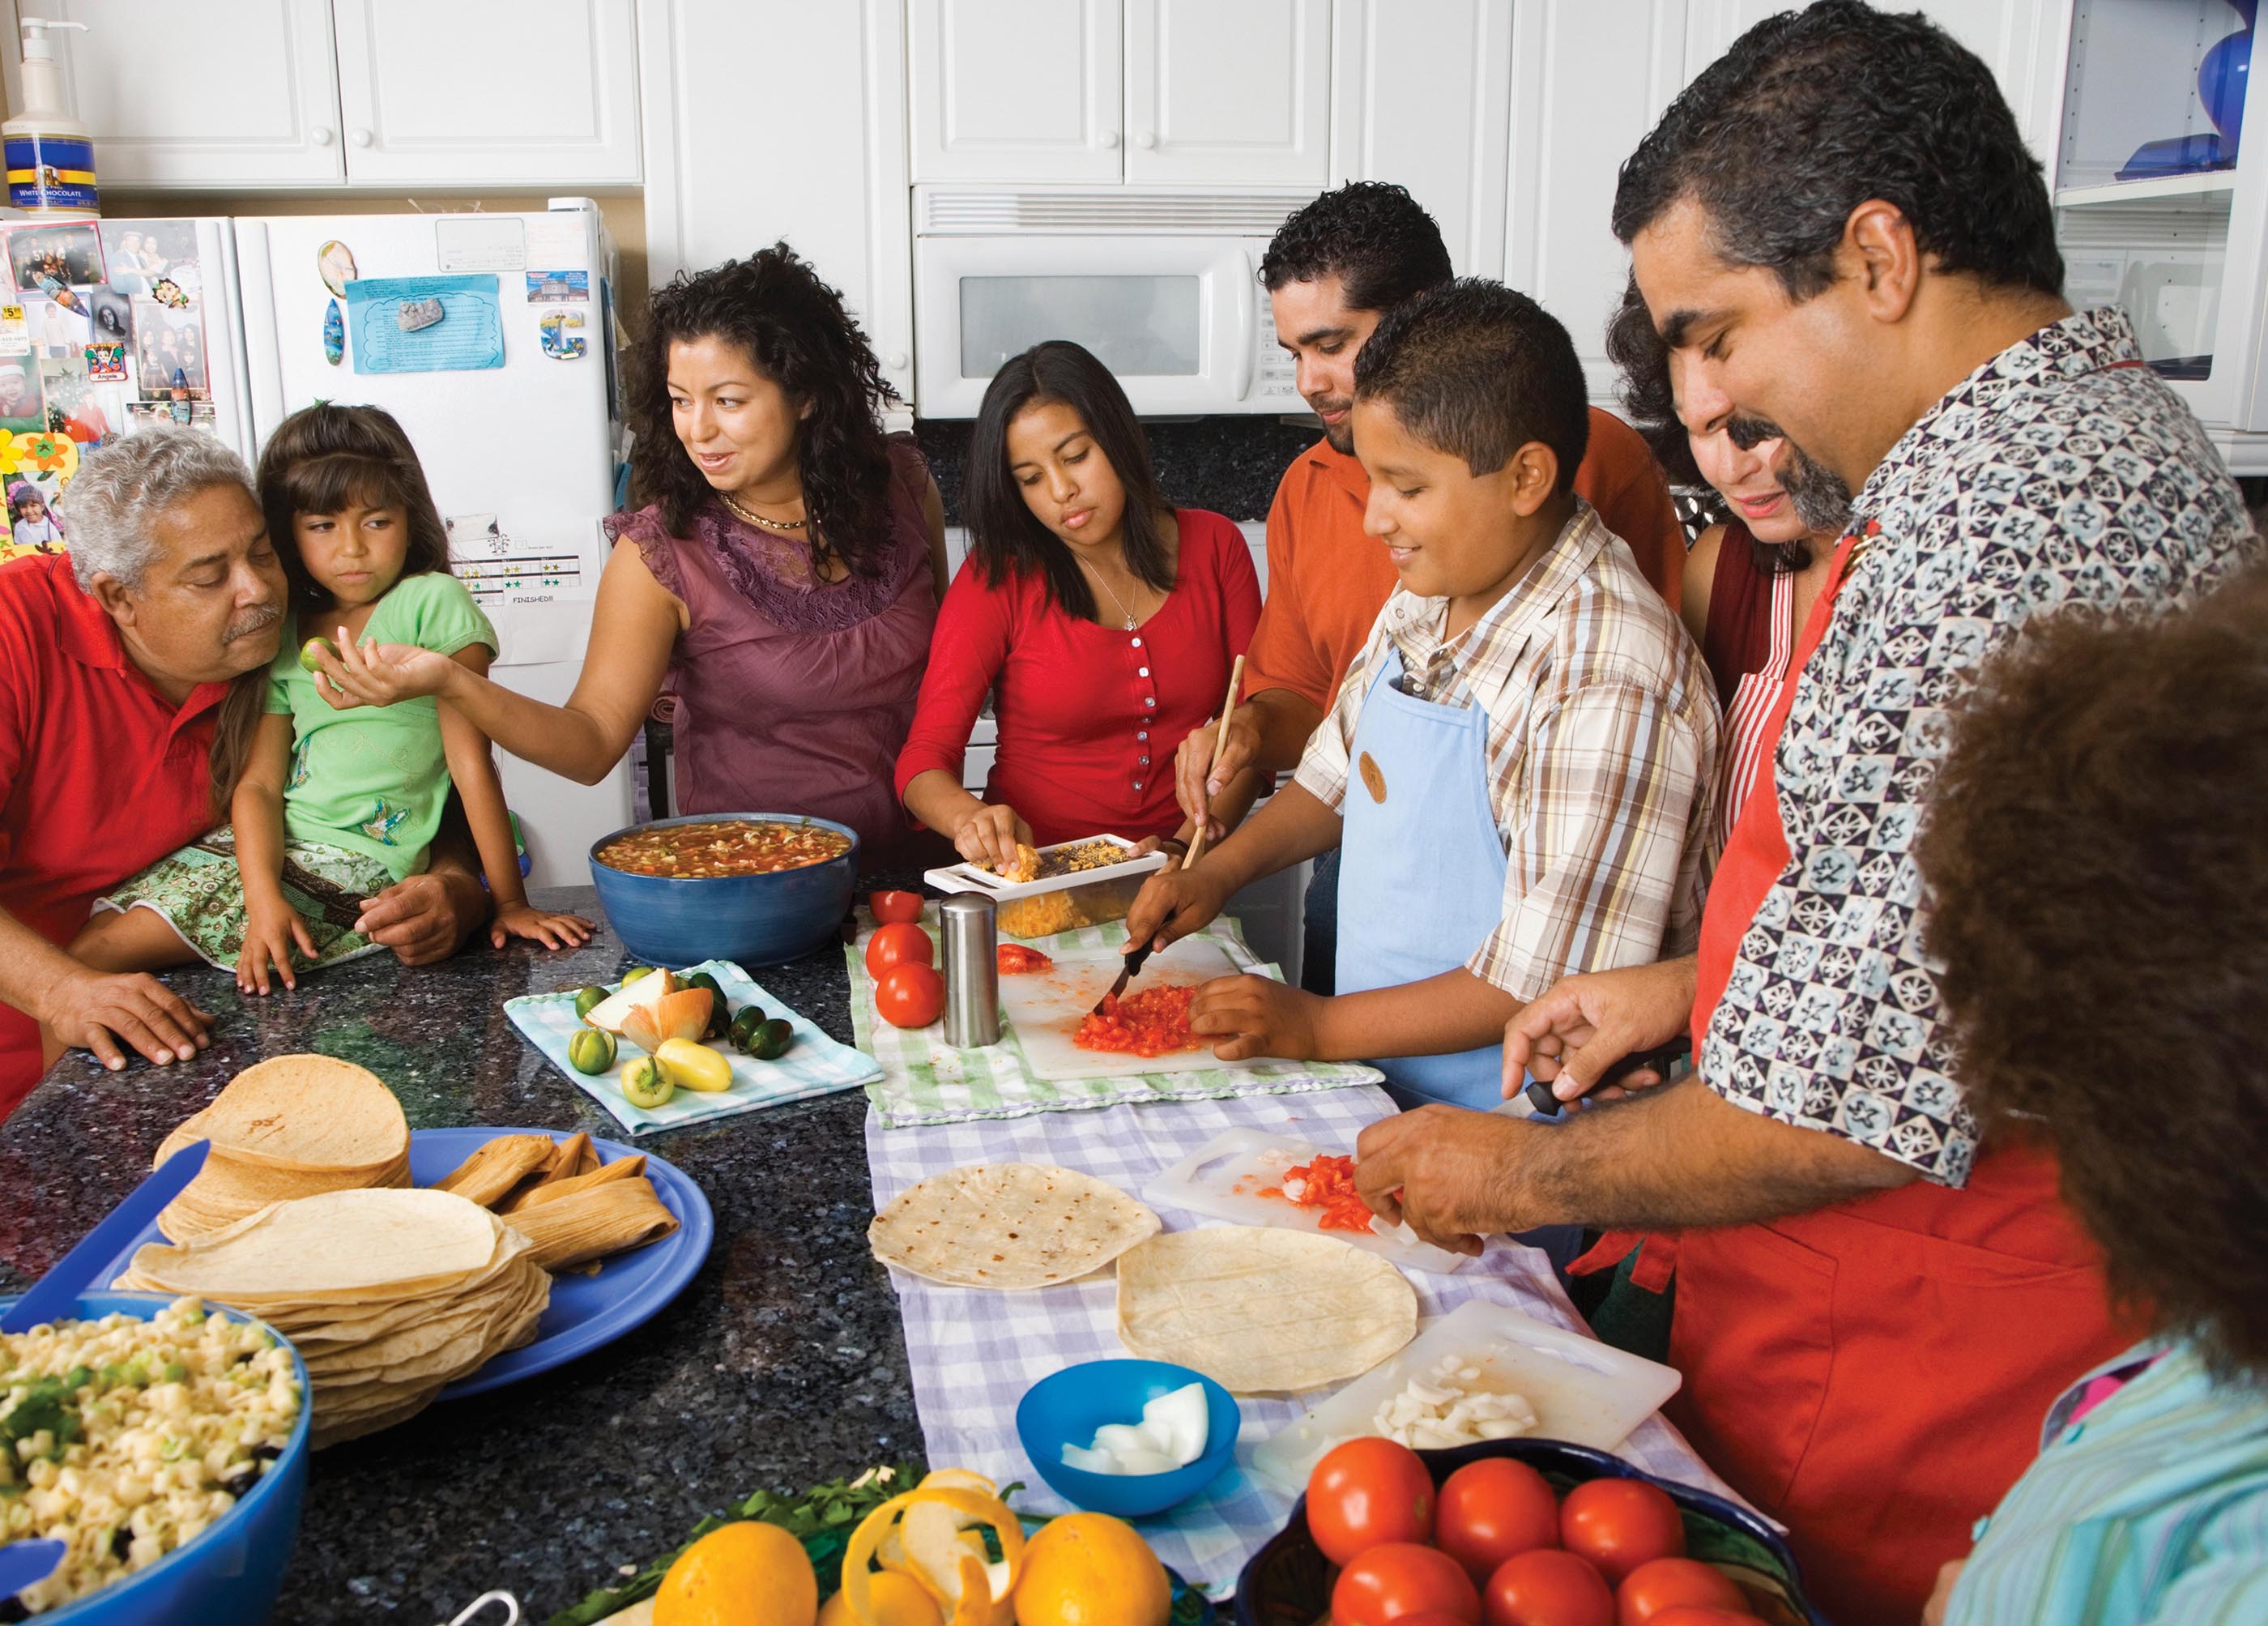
[229,203,634,888]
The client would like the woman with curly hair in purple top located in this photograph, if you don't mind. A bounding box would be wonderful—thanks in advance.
[309,243,951,864]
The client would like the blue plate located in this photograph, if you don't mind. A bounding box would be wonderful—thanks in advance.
[92,1126,714,1401]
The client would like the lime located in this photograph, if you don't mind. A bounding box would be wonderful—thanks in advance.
[297,635,339,673]
[620,966,658,987]
[572,984,609,1022]
[566,1027,616,1075]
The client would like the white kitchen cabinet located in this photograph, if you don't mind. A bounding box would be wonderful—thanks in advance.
[1331,0,1514,276]
[0,0,637,190]
[330,0,641,187]
[1683,0,2066,163]
[0,0,344,186]
[909,0,1125,182]
[1124,0,1330,186]
[1505,0,1690,402]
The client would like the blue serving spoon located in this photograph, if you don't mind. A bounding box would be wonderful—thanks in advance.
[0,1537,65,1598]
[0,1140,211,1335]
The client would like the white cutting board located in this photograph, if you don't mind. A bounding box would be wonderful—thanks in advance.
[1145,1127,1471,1274]
[1250,1298,1684,1490]
[999,937,1254,1081]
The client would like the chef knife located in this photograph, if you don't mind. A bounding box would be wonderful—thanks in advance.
[1520,1039,1691,1118]
[1092,938,1154,1015]
[0,1139,210,1334]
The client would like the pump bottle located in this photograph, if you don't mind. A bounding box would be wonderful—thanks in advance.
[3,17,94,215]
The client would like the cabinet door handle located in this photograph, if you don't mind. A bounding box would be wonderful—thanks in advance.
[1136,130,1156,149]
[1100,130,1120,149]
[311,126,335,147]
[887,352,909,370]
[349,127,373,148]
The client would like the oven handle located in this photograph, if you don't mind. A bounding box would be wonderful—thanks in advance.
[1230,249,1256,402]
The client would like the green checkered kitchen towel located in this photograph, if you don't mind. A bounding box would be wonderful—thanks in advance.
[507,959,883,1137]
[851,913,1382,1128]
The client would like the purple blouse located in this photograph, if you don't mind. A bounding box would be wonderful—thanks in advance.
[604,437,939,865]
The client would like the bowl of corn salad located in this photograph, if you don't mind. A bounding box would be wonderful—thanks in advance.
[0,1292,309,1624]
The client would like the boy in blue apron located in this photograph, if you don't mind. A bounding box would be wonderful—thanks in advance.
[1124,279,1719,1112]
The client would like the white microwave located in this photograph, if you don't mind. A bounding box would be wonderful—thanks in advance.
[912,186,1315,418]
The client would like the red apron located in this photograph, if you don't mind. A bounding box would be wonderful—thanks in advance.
[1583,537,2132,1626]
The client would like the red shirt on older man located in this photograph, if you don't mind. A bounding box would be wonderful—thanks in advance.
[0,553,229,1114]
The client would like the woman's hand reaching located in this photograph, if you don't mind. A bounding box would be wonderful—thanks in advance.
[309,631,457,711]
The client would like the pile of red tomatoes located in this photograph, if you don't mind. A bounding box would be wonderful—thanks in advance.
[1305,1439,1768,1626]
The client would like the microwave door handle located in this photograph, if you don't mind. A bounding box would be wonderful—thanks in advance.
[1230,249,1256,401]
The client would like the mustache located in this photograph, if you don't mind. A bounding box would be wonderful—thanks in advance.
[222,602,283,645]
[1725,414,1852,536]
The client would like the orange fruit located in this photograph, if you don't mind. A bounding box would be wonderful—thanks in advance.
[1011,1514,1170,1626]
[654,1521,818,1626]
[819,1571,945,1626]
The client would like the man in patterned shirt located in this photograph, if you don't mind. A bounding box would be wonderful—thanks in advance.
[1354,6,2262,1624]
[1124,280,1716,1115]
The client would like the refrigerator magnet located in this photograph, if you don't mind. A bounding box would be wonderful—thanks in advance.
[538,309,586,360]
[318,240,358,298]
[323,299,345,366]
[84,341,126,383]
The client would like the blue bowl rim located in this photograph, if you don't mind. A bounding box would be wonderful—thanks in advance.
[0,1289,313,1623]
[1016,1358,1242,1508]
[1230,1436,1829,1624]
[586,811,862,882]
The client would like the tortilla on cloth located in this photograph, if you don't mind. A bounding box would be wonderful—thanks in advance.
[1115,1227,1418,1392]
[868,1163,1160,1290]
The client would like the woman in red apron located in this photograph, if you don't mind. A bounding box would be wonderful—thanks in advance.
[1584,534,2133,1626]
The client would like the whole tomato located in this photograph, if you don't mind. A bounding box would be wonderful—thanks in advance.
[1436,1457,1560,1579]
[1484,1550,1614,1626]
[1305,1438,1436,1565]
[874,961,944,1028]
[865,920,936,980]
[1332,1543,1481,1626]
[870,890,924,925]
[1559,1479,1685,1590]
[1643,1611,1759,1626]
[1615,1558,1748,1626]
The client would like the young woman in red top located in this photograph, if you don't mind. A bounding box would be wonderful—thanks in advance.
[897,341,1261,869]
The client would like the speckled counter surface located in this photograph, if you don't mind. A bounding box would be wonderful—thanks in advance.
[0,884,918,1625]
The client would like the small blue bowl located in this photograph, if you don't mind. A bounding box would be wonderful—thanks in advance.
[1017,1359,1241,1518]
[587,811,859,968]
[2,1291,312,1626]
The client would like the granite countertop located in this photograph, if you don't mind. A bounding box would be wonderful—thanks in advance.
[0,884,915,1625]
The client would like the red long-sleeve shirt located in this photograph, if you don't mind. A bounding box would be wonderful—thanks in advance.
[895,508,1260,847]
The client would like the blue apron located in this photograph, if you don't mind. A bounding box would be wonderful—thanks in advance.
[1335,646,1509,1109]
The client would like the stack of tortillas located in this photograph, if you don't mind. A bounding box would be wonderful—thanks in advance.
[868,1163,1160,1289]
[114,1187,549,1447]
[1116,1227,1418,1392]
[154,1055,411,1241]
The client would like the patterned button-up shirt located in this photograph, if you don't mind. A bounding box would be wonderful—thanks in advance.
[1702,307,2262,1184]
[1295,501,1720,1001]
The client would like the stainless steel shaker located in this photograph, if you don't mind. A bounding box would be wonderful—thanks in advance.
[938,891,1001,1047]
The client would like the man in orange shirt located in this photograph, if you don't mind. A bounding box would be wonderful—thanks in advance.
[1171,181,1686,992]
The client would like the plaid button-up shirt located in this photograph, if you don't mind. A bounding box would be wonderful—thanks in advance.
[1294,502,1720,1001]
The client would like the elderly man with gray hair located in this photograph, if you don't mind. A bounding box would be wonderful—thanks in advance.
[0,428,488,1117]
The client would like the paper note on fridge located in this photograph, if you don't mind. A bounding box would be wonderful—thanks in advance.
[343,275,505,373]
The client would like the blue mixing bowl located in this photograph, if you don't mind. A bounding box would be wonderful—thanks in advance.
[3,1291,312,1626]
[1017,1359,1241,1518]
[586,812,859,968]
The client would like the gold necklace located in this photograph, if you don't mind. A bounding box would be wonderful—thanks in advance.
[720,489,807,532]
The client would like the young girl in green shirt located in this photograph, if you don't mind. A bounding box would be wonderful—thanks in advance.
[77,404,589,989]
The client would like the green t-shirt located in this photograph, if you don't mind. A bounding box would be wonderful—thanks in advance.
[267,570,499,881]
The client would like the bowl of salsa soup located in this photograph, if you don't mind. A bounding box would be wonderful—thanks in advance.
[586,813,859,968]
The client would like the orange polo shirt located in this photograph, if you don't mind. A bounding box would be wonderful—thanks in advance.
[1244,406,1686,713]
[0,553,232,1116]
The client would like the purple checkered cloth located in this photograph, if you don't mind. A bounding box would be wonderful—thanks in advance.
[864,1086,1741,1592]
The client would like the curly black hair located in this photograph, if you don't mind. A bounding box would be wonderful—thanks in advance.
[1354,279,1588,490]
[1259,181,1453,311]
[965,340,1175,623]
[629,243,902,577]
[1613,0,2062,300]
[1919,566,2268,1376]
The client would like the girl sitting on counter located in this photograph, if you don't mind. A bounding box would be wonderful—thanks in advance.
[893,340,1261,872]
